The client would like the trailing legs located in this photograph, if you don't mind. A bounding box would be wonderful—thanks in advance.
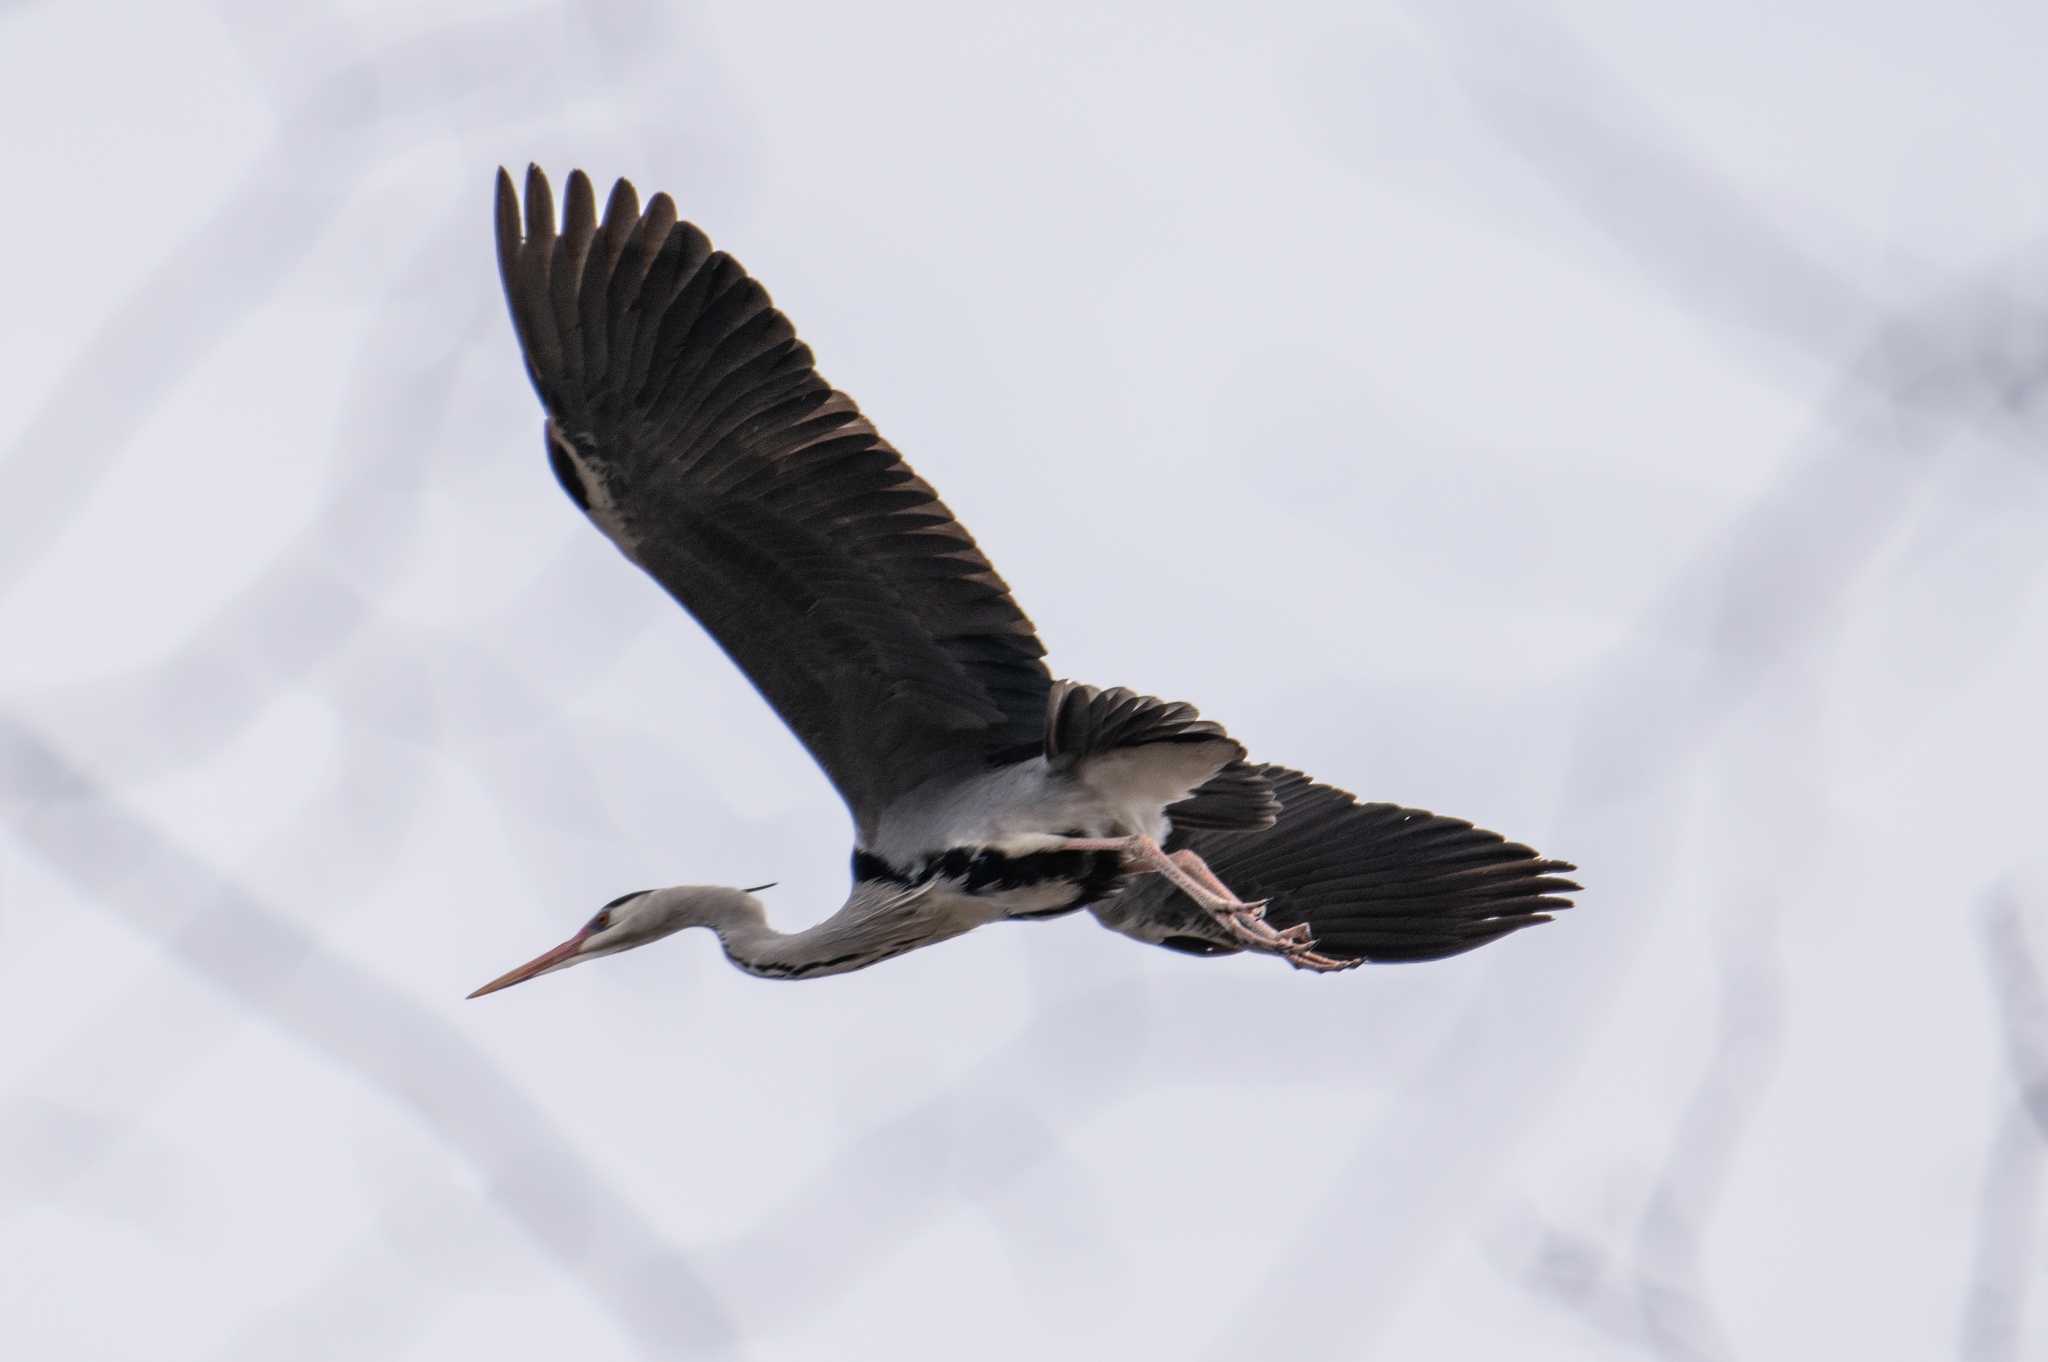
[1054,835,1358,972]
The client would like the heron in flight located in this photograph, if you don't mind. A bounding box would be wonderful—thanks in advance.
[469,167,1577,998]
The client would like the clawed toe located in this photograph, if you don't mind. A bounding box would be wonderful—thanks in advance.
[1280,940,1362,973]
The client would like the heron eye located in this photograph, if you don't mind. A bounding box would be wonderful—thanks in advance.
[589,889,649,934]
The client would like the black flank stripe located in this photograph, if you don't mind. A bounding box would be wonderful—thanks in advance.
[851,844,1124,912]
[852,849,914,886]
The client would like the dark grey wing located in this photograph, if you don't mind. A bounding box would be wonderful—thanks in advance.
[1095,765,1578,963]
[495,167,1051,834]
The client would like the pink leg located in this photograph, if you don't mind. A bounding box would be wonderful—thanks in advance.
[1056,836,1360,972]
[1169,849,1248,906]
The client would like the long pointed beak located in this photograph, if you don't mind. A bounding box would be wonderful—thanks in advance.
[467,927,593,999]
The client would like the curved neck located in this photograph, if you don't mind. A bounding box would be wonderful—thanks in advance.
[696,882,961,981]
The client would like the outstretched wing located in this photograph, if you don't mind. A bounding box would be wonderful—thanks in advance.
[495,167,1052,834]
[1094,765,1577,963]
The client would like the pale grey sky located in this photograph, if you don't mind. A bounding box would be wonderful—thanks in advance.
[5,2,2047,1359]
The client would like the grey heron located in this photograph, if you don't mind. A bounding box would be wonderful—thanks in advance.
[469,166,1577,998]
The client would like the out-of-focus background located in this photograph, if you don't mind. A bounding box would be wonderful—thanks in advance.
[4,2,2045,1358]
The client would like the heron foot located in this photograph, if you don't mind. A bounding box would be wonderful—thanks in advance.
[1213,900,1347,969]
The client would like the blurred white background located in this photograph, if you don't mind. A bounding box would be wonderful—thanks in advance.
[5,2,2046,1359]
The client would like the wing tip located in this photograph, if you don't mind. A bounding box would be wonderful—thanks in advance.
[564,168,597,241]
[523,163,555,239]
[493,166,522,262]
[602,176,642,238]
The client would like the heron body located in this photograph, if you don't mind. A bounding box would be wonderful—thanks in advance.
[469,167,1578,999]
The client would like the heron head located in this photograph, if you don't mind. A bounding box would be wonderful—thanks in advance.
[466,883,773,998]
